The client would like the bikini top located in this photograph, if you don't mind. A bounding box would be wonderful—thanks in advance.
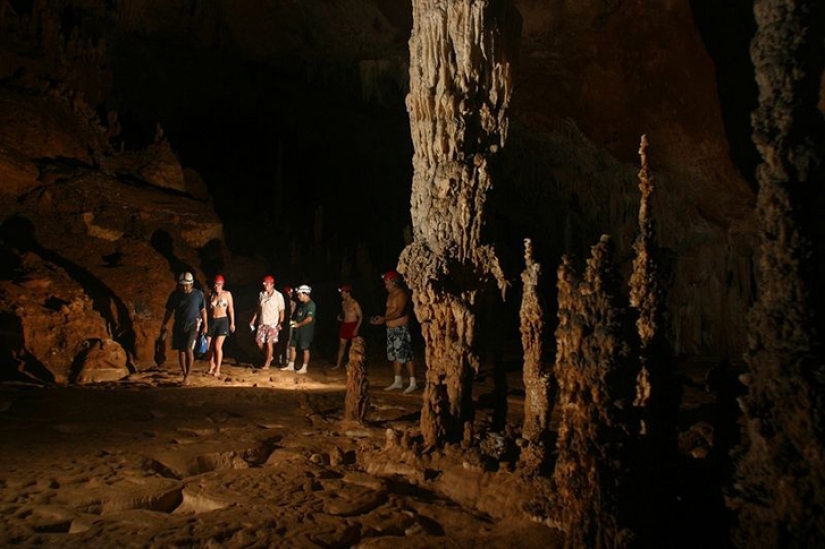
[211,292,228,309]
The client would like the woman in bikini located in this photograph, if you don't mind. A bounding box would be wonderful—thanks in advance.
[206,274,235,376]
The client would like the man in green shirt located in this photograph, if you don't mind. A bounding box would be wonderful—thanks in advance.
[284,284,316,374]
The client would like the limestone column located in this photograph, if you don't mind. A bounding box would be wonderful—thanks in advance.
[399,0,520,447]
[731,1,825,546]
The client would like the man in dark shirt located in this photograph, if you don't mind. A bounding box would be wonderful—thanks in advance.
[284,284,316,374]
[160,271,208,384]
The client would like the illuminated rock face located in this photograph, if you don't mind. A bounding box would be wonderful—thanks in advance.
[551,237,639,548]
[731,1,825,546]
[343,337,369,424]
[399,0,519,446]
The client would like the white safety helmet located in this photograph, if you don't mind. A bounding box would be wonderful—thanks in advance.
[178,272,194,285]
[296,284,312,294]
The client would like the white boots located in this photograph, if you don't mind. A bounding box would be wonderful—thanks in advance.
[280,362,308,374]
[385,376,417,393]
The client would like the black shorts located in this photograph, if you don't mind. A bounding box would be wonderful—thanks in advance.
[208,317,230,337]
[172,323,198,351]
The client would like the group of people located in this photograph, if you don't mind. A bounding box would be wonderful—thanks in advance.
[159,269,417,393]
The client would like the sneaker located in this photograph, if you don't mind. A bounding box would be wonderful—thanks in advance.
[384,381,403,391]
[403,383,418,394]
[296,366,308,375]
[280,364,295,371]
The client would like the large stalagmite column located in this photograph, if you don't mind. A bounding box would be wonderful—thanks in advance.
[731,1,825,546]
[399,0,520,446]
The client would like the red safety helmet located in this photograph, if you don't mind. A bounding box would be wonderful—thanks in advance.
[338,283,353,293]
[381,270,400,282]
[214,275,225,285]
[283,285,292,294]
[262,275,275,285]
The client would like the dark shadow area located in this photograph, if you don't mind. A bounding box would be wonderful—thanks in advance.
[0,313,53,383]
[0,216,137,369]
[689,0,760,190]
[150,229,198,287]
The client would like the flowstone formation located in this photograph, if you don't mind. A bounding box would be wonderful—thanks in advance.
[551,237,640,549]
[398,0,520,447]
[730,0,825,546]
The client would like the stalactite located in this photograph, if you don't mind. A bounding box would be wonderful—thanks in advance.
[519,238,551,476]
[399,0,520,448]
[343,337,369,424]
[730,1,825,546]
[551,236,638,549]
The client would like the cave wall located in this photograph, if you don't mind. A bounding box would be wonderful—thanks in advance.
[0,0,775,379]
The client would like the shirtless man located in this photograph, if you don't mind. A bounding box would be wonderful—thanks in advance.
[334,283,363,370]
[249,275,285,370]
[369,270,416,393]
[206,274,235,377]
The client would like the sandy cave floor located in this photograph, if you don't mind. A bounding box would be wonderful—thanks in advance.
[0,356,561,548]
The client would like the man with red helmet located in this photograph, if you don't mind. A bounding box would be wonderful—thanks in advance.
[370,269,417,393]
[333,283,363,370]
[249,275,285,370]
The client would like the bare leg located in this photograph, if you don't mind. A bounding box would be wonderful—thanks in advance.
[262,341,274,369]
[296,349,310,374]
[403,361,417,393]
[207,336,216,374]
[385,360,404,390]
[212,335,226,375]
[335,338,347,369]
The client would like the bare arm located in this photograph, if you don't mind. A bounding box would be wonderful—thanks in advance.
[200,305,208,335]
[227,292,235,332]
[161,308,173,332]
[354,302,363,335]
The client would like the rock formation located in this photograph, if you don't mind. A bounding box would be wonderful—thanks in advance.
[551,238,639,548]
[519,238,551,475]
[343,336,369,424]
[398,0,520,447]
[730,1,825,546]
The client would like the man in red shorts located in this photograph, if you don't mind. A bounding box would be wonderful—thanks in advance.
[333,283,363,370]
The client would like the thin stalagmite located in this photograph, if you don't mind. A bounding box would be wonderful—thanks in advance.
[343,336,369,424]
[399,0,520,447]
[519,238,552,475]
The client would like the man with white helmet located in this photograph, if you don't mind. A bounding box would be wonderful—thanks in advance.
[282,284,315,374]
[160,271,208,384]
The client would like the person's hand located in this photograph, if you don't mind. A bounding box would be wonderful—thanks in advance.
[230,323,236,333]
[249,323,256,332]
[370,315,383,325]
[336,314,343,322]
[290,320,297,328]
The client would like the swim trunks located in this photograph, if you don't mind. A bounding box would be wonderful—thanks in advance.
[386,325,413,363]
[255,324,279,345]
[338,321,359,340]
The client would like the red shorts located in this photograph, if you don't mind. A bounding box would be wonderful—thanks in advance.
[339,321,358,340]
